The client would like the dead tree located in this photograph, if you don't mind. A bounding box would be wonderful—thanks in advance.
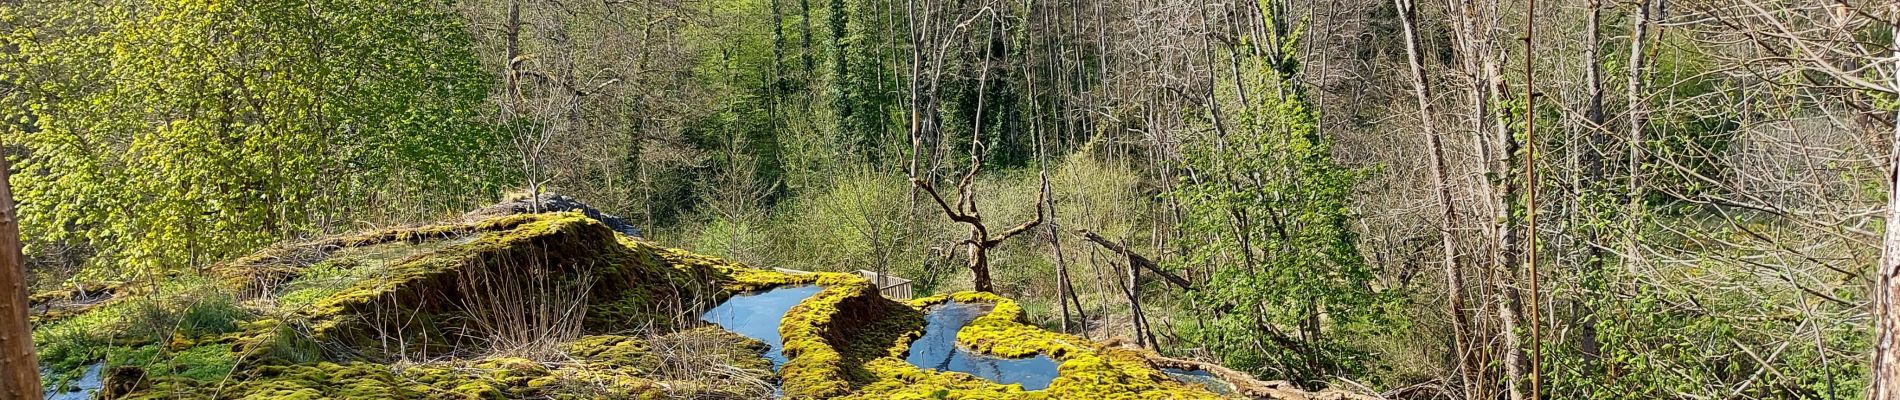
[910,151,1044,293]
[1072,229,1192,291]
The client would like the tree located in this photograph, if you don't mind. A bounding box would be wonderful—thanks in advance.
[1,0,499,277]
[910,148,1044,293]
[1171,6,1395,385]
[1395,0,1476,394]
[0,154,39,400]
[1872,6,1900,398]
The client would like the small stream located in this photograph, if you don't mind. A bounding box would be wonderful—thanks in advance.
[1162,367,1235,395]
[43,363,104,400]
[904,301,1060,390]
[698,285,823,368]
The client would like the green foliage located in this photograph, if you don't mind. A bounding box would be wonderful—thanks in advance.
[1169,18,1396,387]
[1,0,503,279]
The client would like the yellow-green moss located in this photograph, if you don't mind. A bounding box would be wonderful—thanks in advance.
[802,291,1230,399]
[116,328,776,399]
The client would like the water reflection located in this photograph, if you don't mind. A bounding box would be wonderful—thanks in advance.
[699,285,823,368]
[904,301,1060,390]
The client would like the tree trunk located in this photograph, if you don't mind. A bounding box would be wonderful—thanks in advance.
[1577,0,1608,368]
[1124,245,1150,349]
[1486,22,1527,400]
[1521,0,1543,395]
[0,154,41,400]
[1395,0,1476,394]
[1625,0,1651,266]
[967,237,992,293]
[1869,9,1900,399]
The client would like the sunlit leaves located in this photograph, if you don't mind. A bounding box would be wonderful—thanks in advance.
[1,0,501,277]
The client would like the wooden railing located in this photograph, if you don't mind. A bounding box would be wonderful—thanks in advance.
[856,270,913,300]
[768,267,913,300]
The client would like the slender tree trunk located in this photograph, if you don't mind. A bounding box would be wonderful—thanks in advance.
[1124,243,1150,349]
[1521,0,1542,394]
[1869,9,1900,399]
[1625,0,1651,266]
[1484,16,1527,400]
[0,154,40,400]
[1396,0,1475,394]
[1577,0,1608,368]
[1450,0,1524,396]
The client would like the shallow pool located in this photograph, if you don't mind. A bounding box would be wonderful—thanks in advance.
[698,285,823,368]
[43,363,103,400]
[904,301,1060,390]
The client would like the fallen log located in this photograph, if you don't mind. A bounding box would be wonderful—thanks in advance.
[1073,229,1194,291]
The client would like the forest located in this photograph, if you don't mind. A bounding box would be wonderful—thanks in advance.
[0,0,1897,399]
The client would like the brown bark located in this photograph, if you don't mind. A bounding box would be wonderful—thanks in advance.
[0,154,41,399]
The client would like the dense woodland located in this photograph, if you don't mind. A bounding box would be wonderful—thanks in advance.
[2,0,1898,398]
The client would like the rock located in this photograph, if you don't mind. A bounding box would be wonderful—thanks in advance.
[100,366,145,400]
[463,192,643,237]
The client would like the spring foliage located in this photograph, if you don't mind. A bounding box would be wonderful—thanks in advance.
[0,0,502,277]
[1169,20,1396,385]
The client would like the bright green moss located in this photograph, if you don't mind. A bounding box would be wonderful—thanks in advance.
[107,344,238,382]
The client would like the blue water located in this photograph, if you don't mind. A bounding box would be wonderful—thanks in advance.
[699,285,823,369]
[44,363,103,400]
[1163,367,1234,395]
[904,302,1060,390]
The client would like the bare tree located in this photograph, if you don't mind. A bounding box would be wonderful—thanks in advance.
[1073,229,1193,291]
[1447,0,1526,396]
[1395,0,1476,395]
[1574,0,1609,370]
[911,150,1045,293]
[1624,0,1652,267]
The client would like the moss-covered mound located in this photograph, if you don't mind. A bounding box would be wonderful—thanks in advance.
[33,206,1288,399]
[32,211,771,399]
[287,212,722,359]
[773,272,924,398]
